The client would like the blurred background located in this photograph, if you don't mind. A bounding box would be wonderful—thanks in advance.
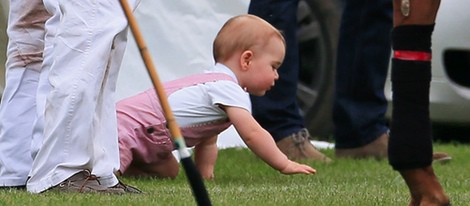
[1,0,469,143]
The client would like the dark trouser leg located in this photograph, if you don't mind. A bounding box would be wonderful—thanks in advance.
[333,0,392,149]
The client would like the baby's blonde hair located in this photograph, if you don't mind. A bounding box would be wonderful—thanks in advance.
[213,14,285,62]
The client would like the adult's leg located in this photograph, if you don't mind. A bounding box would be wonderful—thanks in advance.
[248,0,330,162]
[30,0,59,160]
[26,0,130,193]
[0,0,49,188]
[389,0,449,205]
[92,0,142,188]
[91,25,129,188]
[333,0,392,159]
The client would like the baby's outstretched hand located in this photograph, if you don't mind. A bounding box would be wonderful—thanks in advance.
[279,160,316,175]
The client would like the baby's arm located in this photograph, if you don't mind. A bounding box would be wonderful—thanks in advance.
[224,106,316,175]
[194,135,218,180]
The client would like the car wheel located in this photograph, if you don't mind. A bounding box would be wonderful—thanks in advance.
[297,0,342,138]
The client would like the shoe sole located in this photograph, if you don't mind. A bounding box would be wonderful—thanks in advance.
[433,156,452,164]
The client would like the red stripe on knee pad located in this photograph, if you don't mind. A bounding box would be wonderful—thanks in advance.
[393,50,432,61]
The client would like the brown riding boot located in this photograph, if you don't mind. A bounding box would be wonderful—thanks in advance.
[399,166,450,206]
[276,128,332,163]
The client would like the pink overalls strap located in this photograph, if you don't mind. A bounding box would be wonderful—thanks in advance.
[165,72,235,95]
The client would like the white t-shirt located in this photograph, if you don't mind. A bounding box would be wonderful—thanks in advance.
[168,63,251,127]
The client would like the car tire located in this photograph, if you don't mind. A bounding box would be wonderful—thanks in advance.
[297,0,343,138]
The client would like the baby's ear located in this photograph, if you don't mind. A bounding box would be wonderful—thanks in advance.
[240,50,253,70]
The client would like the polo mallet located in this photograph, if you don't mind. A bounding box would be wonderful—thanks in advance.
[118,1,212,205]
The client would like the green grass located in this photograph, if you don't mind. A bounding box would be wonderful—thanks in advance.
[1,143,469,206]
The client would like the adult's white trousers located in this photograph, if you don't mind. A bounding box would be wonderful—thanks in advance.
[27,0,140,193]
[0,0,50,187]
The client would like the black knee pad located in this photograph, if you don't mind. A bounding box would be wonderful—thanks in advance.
[389,24,435,170]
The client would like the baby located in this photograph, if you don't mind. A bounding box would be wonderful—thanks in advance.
[116,14,316,180]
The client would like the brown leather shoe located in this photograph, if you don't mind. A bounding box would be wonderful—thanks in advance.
[335,133,388,160]
[276,128,332,163]
[111,180,143,194]
[432,152,452,164]
[48,170,125,194]
[335,133,452,163]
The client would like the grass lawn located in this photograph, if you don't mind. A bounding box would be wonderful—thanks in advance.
[1,143,469,206]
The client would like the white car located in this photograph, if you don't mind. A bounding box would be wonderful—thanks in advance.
[1,0,469,139]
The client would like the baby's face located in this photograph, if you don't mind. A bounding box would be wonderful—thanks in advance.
[244,37,285,96]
